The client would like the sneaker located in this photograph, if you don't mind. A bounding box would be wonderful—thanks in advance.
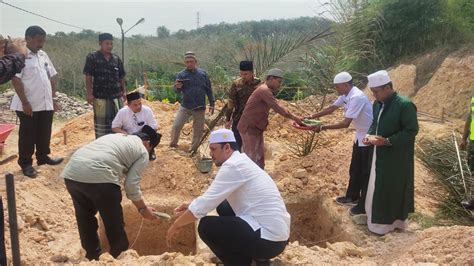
[349,206,366,216]
[335,196,358,206]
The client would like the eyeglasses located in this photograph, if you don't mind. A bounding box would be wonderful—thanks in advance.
[133,114,145,126]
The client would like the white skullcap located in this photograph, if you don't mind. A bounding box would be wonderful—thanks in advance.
[209,128,236,144]
[367,70,391,88]
[333,72,352,84]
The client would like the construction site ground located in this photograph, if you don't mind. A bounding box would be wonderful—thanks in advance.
[1,48,474,264]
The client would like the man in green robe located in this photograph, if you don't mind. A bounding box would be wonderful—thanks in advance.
[362,70,419,235]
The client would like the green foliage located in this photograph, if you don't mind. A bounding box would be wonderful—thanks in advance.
[156,26,170,38]
[287,131,321,157]
[374,0,474,65]
[146,71,179,103]
[300,0,382,109]
[416,135,473,225]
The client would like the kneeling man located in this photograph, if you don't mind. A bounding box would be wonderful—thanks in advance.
[112,91,158,160]
[166,128,290,265]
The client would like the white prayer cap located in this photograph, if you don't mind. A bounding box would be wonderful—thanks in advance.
[333,72,352,84]
[209,128,236,144]
[367,70,391,88]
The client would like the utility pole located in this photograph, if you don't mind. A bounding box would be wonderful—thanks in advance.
[116,17,145,63]
[196,11,200,29]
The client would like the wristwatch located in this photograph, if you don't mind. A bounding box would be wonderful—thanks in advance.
[138,207,147,214]
[385,138,392,146]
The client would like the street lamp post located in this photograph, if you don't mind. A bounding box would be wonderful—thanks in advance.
[116,17,145,63]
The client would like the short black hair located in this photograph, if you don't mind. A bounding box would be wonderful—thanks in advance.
[219,142,239,151]
[347,79,354,87]
[25,26,46,38]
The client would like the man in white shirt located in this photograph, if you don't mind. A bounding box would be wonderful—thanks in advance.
[10,26,63,178]
[307,72,373,215]
[112,91,158,160]
[166,129,290,265]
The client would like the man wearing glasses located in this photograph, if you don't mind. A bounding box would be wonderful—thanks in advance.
[112,92,158,160]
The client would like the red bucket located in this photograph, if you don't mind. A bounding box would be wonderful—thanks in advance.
[0,124,16,143]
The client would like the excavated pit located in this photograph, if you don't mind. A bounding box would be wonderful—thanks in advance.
[286,198,349,247]
[99,202,196,256]
[97,195,349,259]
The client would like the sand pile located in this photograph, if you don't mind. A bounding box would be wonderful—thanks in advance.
[388,64,417,97]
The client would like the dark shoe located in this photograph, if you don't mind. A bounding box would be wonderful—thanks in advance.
[335,196,358,206]
[22,165,37,178]
[349,206,366,216]
[149,149,156,161]
[37,156,64,166]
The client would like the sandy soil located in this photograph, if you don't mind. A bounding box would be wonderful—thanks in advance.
[1,93,472,265]
[2,47,474,264]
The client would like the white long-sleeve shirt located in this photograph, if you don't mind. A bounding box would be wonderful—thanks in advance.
[188,151,291,242]
[60,134,149,201]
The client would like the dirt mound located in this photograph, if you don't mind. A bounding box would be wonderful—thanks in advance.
[388,64,417,97]
[413,54,474,118]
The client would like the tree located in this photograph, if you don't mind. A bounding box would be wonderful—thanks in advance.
[156,26,170,38]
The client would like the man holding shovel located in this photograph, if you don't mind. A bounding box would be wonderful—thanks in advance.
[61,125,160,260]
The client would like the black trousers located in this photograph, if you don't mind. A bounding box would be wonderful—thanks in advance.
[346,141,370,211]
[0,197,6,266]
[16,110,54,168]
[231,120,243,152]
[198,201,288,265]
[64,179,129,260]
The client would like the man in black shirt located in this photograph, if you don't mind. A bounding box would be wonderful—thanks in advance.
[84,33,126,139]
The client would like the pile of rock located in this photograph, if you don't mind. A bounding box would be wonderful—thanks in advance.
[54,92,92,119]
[0,89,91,120]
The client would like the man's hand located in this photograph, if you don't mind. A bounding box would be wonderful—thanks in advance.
[209,106,215,115]
[175,80,183,90]
[460,140,468,151]
[362,137,371,146]
[311,124,323,133]
[22,102,33,117]
[370,136,388,146]
[293,116,304,126]
[140,206,158,220]
[225,121,231,129]
[87,93,95,105]
[166,224,181,247]
[174,203,189,217]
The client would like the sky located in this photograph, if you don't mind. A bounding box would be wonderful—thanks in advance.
[0,0,327,38]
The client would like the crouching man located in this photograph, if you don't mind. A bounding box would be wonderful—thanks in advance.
[166,128,290,265]
[61,125,160,260]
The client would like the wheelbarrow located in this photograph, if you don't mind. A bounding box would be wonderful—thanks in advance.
[0,123,17,164]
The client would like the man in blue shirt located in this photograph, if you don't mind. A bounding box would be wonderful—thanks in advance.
[170,51,215,151]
